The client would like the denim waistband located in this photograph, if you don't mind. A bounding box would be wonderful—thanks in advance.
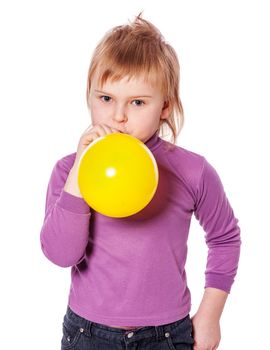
[64,305,190,345]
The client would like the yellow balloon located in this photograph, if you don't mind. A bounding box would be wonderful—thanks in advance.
[77,133,159,218]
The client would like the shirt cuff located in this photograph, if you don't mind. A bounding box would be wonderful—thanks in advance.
[57,190,90,214]
[205,273,234,293]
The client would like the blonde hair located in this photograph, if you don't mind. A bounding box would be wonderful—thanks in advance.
[86,13,184,144]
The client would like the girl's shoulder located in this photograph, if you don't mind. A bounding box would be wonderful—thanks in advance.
[161,140,206,170]
[160,140,208,189]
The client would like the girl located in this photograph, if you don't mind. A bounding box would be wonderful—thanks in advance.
[40,14,241,350]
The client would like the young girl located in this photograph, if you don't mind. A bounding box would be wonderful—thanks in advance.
[40,14,241,350]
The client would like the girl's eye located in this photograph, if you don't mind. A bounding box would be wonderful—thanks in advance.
[132,99,145,106]
[100,95,111,102]
[99,96,144,106]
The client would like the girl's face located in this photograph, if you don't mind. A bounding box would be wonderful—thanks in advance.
[88,72,170,143]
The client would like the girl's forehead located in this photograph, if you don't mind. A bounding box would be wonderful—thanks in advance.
[94,71,160,90]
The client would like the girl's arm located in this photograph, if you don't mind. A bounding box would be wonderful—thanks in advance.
[40,155,91,267]
[194,157,241,294]
[193,158,241,349]
[192,287,228,350]
[63,162,83,197]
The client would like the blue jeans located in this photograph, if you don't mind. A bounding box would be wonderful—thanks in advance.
[61,305,194,349]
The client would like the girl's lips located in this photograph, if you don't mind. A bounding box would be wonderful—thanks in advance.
[114,127,128,134]
[110,123,127,134]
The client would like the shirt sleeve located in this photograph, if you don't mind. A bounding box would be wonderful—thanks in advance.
[194,158,241,293]
[40,157,91,267]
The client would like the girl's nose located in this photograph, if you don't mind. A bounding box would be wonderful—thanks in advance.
[113,107,128,123]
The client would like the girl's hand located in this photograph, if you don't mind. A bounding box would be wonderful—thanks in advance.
[191,312,221,350]
[74,123,121,167]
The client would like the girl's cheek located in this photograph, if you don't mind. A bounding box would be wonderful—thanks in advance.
[91,104,103,119]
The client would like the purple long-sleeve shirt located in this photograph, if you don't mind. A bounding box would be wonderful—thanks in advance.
[40,132,241,326]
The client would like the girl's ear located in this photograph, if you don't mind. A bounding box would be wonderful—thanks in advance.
[160,100,171,120]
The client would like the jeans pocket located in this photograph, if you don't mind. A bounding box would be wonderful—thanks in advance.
[61,320,84,349]
[165,316,194,350]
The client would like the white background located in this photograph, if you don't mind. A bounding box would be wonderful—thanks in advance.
[0,1,269,349]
